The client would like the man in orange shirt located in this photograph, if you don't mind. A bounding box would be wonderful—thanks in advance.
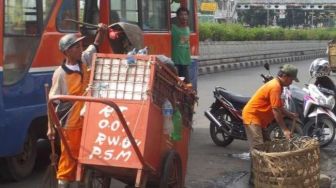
[243,64,299,184]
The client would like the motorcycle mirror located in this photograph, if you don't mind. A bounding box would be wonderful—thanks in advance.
[264,63,270,71]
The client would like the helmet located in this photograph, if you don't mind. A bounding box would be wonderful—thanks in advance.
[309,58,331,77]
[59,34,85,52]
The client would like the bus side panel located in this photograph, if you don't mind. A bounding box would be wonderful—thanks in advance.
[2,71,53,108]
[0,71,4,155]
[0,0,3,68]
[144,34,171,57]
[31,34,64,68]
[0,71,52,156]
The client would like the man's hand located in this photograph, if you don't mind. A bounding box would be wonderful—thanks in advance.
[283,129,292,140]
[97,23,108,33]
[289,112,299,119]
[94,23,108,47]
[47,125,55,140]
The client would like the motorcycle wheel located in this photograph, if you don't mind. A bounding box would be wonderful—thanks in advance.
[209,109,234,147]
[304,116,335,147]
[267,118,304,140]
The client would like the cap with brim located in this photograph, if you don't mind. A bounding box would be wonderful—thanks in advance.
[280,64,299,82]
[66,36,85,50]
[71,36,85,47]
[59,34,85,52]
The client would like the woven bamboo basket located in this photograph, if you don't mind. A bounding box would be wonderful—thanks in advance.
[252,137,320,188]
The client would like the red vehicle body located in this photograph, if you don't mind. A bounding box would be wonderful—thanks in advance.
[0,0,199,180]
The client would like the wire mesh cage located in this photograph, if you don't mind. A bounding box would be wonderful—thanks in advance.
[151,62,196,128]
[91,56,151,100]
[252,137,320,188]
[89,54,197,128]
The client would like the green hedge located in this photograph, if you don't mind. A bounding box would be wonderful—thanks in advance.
[199,23,336,41]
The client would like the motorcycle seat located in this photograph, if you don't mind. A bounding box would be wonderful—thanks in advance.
[216,88,250,109]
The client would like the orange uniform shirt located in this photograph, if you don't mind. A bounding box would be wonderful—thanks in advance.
[242,78,283,128]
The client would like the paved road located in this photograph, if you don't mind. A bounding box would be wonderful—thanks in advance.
[1,59,336,188]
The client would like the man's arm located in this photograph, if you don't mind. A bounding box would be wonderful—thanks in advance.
[82,23,108,67]
[93,23,108,47]
[272,107,291,139]
[280,107,298,119]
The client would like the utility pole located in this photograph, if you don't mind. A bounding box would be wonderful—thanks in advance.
[267,1,270,26]
[292,9,295,27]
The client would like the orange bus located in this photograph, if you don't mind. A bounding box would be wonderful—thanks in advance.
[0,0,199,181]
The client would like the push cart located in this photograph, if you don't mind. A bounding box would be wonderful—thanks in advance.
[48,54,197,187]
[328,40,336,72]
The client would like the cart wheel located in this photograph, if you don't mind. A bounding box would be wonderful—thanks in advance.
[83,168,111,188]
[159,150,183,188]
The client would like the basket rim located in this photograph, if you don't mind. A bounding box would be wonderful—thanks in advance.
[252,143,319,157]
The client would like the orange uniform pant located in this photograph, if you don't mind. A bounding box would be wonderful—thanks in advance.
[57,127,82,181]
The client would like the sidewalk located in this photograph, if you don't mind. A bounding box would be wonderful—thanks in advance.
[198,50,326,75]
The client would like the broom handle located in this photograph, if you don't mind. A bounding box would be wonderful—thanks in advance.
[44,84,57,164]
[290,118,296,134]
[64,19,114,28]
[64,19,99,28]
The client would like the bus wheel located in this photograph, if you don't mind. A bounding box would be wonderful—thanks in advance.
[5,131,37,181]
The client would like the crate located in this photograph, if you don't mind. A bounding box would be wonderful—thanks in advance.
[252,138,320,188]
[328,42,336,71]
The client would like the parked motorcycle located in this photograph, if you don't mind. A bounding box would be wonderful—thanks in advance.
[302,84,336,147]
[282,58,336,147]
[204,64,303,147]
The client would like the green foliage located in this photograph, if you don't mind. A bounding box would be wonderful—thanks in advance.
[199,23,336,41]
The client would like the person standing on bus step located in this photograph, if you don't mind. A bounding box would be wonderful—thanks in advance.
[172,7,191,84]
[242,64,299,185]
[47,23,107,188]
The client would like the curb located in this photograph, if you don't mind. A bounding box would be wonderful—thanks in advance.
[198,50,326,75]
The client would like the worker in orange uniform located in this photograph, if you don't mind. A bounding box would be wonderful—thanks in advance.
[47,23,107,188]
[242,64,299,185]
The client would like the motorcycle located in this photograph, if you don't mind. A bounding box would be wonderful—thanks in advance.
[281,60,336,147]
[301,84,336,147]
[204,64,303,147]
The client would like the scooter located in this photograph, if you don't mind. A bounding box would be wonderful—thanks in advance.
[280,60,336,147]
[301,84,336,147]
[204,64,303,147]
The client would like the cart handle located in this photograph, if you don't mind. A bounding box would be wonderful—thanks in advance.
[48,95,147,167]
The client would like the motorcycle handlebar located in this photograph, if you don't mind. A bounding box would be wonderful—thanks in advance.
[260,74,273,83]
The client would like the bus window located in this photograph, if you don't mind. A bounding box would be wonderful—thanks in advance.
[142,0,168,31]
[3,0,45,85]
[5,0,40,35]
[110,0,138,24]
[81,0,100,25]
[110,0,168,31]
[187,0,195,32]
[43,0,56,24]
[56,1,78,32]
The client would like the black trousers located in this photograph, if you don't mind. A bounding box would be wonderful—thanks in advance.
[175,64,190,83]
